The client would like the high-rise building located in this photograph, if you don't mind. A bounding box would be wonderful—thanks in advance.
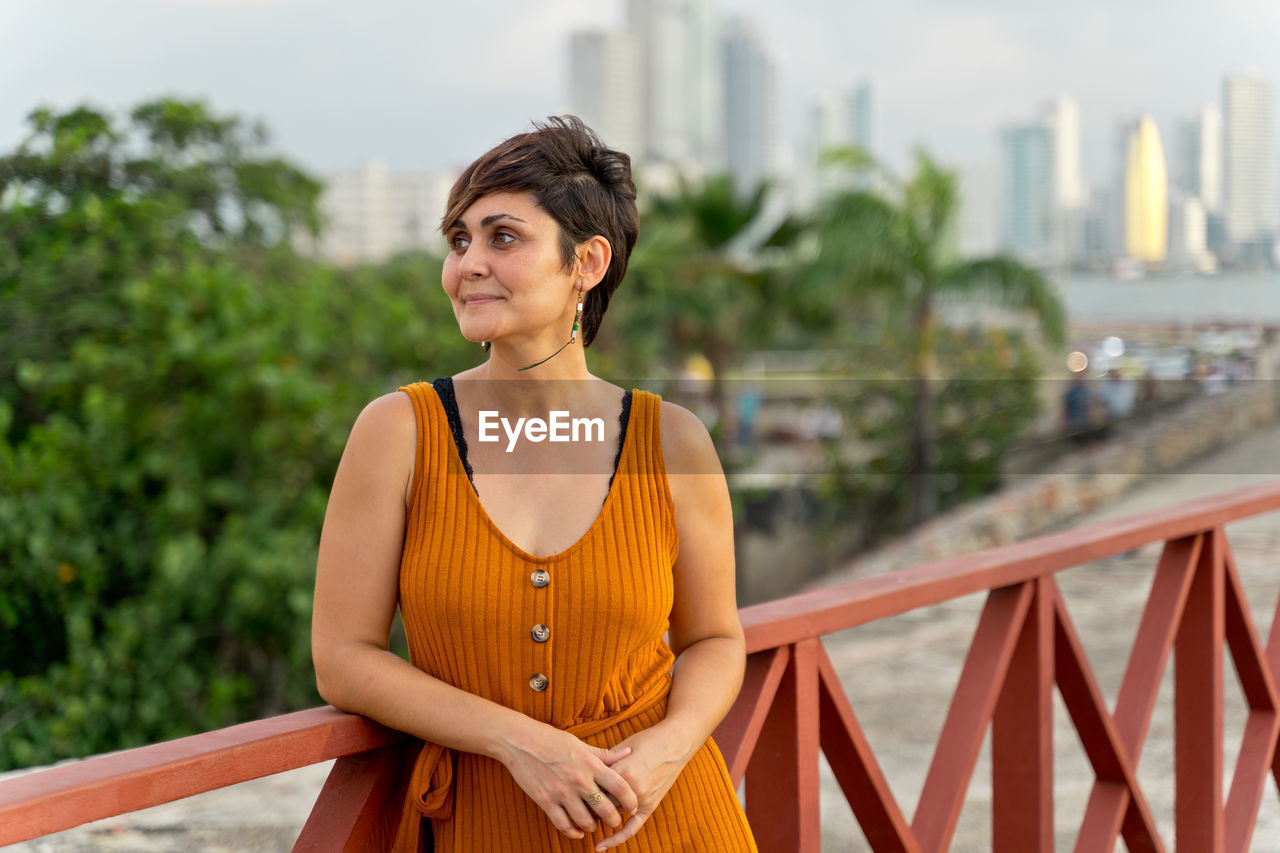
[1044,96,1084,266]
[568,30,642,157]
[799,84,873,209]
[1082,185,1119,266]
[627,0,724,171]
[1169,194,1216,272]
[956,160,998,258]
[811,83,872,159]
[1174,105,1223,214]
[1199,104,1223,214]
[722,16,782,194]
[315,161,454,265]
[1123,115,1169,264]
[1046,97,1084,210]
[1174,120,1199,196]
[1223,73,1276,247]
[998,98,1083,266]
[1000,122,1054,263]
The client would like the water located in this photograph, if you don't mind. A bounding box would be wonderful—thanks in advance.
[1058,272,1280,325]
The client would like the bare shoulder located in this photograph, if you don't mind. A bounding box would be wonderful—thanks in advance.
[342,390,418,502]
[359,388,417,429]
[658,399,725,479]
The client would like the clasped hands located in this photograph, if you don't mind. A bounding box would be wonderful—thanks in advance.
[499,720,696,851]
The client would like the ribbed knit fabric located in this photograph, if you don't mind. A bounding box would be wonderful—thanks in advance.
[392,381,757,853]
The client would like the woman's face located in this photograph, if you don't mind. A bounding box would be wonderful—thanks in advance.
[442,191,578,348]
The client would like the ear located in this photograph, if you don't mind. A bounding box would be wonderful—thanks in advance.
[575,235,612,291]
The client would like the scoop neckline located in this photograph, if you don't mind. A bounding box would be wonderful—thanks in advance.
[432,382,640,564]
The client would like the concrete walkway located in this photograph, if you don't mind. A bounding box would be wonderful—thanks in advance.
[9,426,1280,851]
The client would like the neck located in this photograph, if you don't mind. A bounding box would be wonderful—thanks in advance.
[483,334,588,382]
[466,366,599,420]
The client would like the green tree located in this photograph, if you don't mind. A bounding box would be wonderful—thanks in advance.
[0,98,473,768]
[0,99,323,429]
[810,148,1066,523]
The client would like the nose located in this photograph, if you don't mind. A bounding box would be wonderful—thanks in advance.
[457,242,488,280]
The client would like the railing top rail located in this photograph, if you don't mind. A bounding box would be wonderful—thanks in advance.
[0,706,404,845]
[739,478,1280,653]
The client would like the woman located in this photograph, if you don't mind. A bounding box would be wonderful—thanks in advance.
[312,117,756,852]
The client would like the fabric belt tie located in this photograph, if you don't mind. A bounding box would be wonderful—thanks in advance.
[392,677,670,852]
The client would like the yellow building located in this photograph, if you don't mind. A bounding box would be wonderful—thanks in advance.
[1124,115,1169,263]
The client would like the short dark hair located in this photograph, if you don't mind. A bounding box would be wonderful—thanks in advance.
[441,116,639,347]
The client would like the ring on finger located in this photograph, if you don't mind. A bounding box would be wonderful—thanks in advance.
[584,790,605,806]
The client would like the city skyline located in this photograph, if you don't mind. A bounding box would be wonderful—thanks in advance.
[4,0,1279,186]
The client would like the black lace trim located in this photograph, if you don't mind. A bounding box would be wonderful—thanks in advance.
[432,377,475,490]
[608,389,632,490]
[433,377,632,495]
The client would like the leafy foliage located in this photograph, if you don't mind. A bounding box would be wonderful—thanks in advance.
[0,99,472,769]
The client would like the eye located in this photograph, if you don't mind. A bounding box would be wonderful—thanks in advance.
[448,233,470,252]
[492,231,516,247]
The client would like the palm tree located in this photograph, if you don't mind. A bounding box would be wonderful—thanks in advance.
[811,148,1066,523]
[618,172,803,438]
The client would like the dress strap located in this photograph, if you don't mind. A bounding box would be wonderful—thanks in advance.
[431,377,476,492]
[608,390,633,490]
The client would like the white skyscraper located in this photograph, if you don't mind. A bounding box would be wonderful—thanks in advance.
[1042,96,1084,266]
[686,0,723,168]
[315,161,454,265]
[1223,73,1276,247]
[1046,97,1084,210]
[568,30,642,157]
[1169,195,1216,272]
[722,16,782,194]
[1199,104,1223,215]
[627,0,723,170]
[803,83,873,207]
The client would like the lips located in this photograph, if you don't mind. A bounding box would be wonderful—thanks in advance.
[462,294,503,306]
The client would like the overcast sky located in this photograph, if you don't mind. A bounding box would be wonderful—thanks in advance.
[3,0,1279,185]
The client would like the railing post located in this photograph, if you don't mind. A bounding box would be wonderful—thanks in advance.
[294,743,410,852]
[745,638,821,853]
[992,577,1054,851]
[1175,526,1224,851]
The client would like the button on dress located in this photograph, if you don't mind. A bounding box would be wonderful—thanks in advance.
[392,380,757,852]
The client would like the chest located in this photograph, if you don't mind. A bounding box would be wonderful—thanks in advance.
[460,400,626,558]
[470,468,614,558]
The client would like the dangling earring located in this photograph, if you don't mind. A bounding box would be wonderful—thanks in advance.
[512,287,585,372]
[569,291,583,344]
[481,341,491,353]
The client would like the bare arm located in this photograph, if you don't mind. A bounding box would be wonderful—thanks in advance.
[311,391,637,838]
[597,401,746,850]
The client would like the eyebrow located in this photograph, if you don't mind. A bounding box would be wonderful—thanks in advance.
[448,213,528,230]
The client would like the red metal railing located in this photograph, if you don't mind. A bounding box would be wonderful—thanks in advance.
[5,480,1280,851]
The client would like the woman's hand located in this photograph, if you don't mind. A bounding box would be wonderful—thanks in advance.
[593,720,699,851]
[496,722,639,841]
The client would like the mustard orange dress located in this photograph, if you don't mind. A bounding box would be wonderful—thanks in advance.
[391,379,756,852]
